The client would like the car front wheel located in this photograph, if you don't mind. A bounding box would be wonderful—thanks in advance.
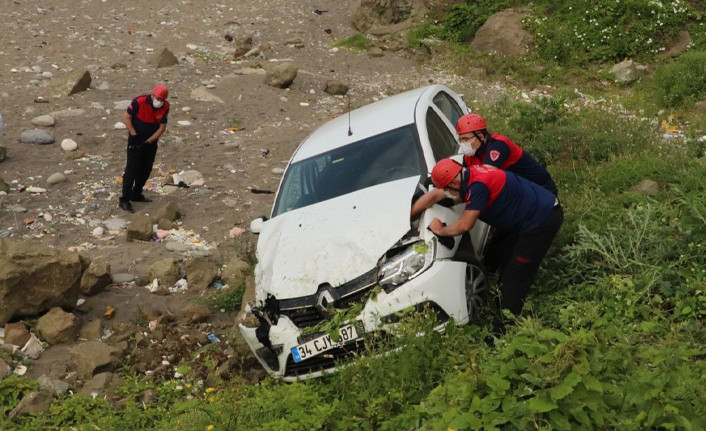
[465,262,488,322]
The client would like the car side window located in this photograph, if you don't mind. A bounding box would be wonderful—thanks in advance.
[433,92,463,126]
[426,108,458,161]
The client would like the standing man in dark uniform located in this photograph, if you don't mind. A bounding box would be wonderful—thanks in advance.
[119,84,170,213]
[411,158,563,339]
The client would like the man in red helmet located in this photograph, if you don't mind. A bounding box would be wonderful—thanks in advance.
[456,113,557,196]
[119,84,170,212]
[411,158,563,340]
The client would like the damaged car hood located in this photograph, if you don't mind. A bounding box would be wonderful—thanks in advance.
[255,177,420,299]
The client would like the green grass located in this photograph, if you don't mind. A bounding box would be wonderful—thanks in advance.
[332,33,371,52]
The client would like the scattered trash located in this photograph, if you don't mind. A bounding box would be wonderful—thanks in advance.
[14,364,28,376]
[0,230,10,238]
[21,334,44,359]
[104,306,116,320]
[250,188,274,194]
[169,278,188,293]
[213,280,224,290]
[207,333,221,344]
[149,279,159,293]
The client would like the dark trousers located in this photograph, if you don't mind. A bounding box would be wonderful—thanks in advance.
[121,142,157,200]
[493,205,564,330]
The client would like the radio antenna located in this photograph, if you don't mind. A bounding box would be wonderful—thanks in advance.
[347,63,352,136]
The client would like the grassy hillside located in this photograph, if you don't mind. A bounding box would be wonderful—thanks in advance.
[3,1,705,430]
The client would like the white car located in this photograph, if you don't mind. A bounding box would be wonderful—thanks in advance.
[240,84,490,381]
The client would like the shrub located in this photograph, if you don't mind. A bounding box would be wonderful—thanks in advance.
[654,50,706,108]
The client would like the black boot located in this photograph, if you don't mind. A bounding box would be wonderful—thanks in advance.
[118,198,135,213]
[132,194,152,203]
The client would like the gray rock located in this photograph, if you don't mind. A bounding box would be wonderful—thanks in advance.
[220,256,251,287]
[471,9,534,56]
[50,108,86,118]
[47,69,91,97]
[179,303,212,324]
[611,60,638,84]
[155,202,182,222]
[233,36,253,59]
[80,261,112,295]
[5,205,27,213]
[19,129,55,145]
[367,47,384,57]
[70,341,123,377]
[126,214,153,242]
[79,319,103,340]
[38,375,70,397]
[190,86,225,104]
[47,172,67,185]
[0,177,9,193]
[36,307,78,345]
[8,391,54,419]
[185,257,218,292]
[0,358,11,379]
[165,242,190,253]
[114,100,131,110]
[351,0,416,34]
[264,62,298,88]
[149,258,181,287]
[31,114,55,127]
[0,238,84,325]
[634,179,659,195]
[152,47,179,68]
[324,79,349,96]
[103,217,128,231]
[79,372,124,401]
[110,273,135,284]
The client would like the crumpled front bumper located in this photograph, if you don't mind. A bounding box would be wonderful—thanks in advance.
[239,259,469,381]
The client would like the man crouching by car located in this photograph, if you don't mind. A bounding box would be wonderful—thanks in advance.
[411,158,563,342]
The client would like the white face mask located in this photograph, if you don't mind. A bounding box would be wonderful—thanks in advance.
[152,98,164,109]
[458,142,476,156]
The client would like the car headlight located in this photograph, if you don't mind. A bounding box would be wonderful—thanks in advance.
[379,238,437,292]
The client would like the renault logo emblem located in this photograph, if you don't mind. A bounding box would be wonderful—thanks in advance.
[316,290,335,315]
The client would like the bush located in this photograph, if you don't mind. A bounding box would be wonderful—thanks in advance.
[654,50,706,108]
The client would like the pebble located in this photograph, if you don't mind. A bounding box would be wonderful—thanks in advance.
[26,186,47,193]
[92,227,104,237]
[114,122,127,130]
[272,167,285,174]
[177,120,191,126]
[47,172,67,185]
[111,273,136,284]
[60,139,78,151]
[43,214,52,222]
[19,129,55,145]
[31,114,55,127]
[181,106,191,112]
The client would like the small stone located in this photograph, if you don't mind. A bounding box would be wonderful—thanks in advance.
[92,227,104,237]
[47,173,67,185]
[114,122,127,130]
[61,139,78,151]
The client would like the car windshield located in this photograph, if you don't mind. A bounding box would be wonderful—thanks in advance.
[272,125,424,217]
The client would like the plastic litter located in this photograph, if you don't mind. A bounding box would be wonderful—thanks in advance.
[207,333,221,344]
[21,333,44,359]
[104,306,116,320]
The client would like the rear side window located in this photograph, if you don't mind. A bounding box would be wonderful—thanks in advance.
[433,92,464,126]
[426,108,458,161]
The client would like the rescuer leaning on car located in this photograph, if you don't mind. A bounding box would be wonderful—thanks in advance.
[411,158,563,341]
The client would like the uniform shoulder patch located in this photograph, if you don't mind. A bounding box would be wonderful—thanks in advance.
[489,150,500,162]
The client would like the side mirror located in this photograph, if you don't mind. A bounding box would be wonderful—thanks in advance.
[250,217,266,234]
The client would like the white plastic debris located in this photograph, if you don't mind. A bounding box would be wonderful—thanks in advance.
[14,364,28,376]
[169,278,188,293]
[26,186,47,193]
[21,333,44,359]
[149,278,159,293]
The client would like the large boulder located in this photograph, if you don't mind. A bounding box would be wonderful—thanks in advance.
[264,62,298,89]
[351,0,427,35]
[470,9,534,56]
[0,239,85,325]
[48,69,92,97]
[80,261,112,295]
[70,341,124,377]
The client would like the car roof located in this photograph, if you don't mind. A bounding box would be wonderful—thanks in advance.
[290,85,445,162]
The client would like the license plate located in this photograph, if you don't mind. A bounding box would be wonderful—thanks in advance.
[291,324,359,363]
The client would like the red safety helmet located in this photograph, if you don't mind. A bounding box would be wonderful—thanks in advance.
[456,113,487,135]
[152,84,169,100]
[431,158,463,189]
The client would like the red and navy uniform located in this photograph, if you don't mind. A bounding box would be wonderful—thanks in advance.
[460,165,555,235]
[127,94,169,138]
[122,95,169,201]
[463,133,558,196]
[459,165,563,328]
